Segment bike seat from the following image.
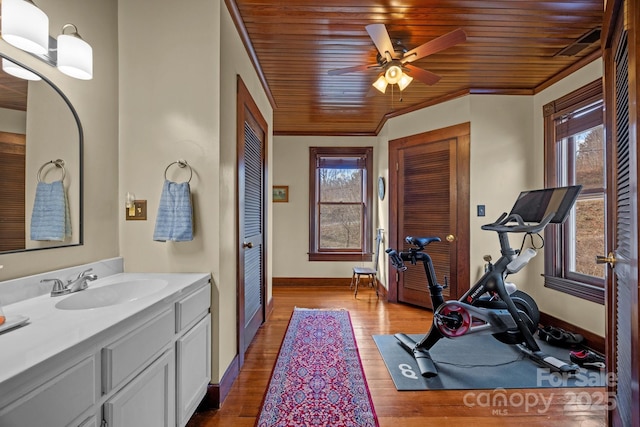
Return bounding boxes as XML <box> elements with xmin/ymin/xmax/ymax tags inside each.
<box><xmin>407</xmin><ymin>236</ymin><xmax>441</xmax><ymax>248</ymax></box>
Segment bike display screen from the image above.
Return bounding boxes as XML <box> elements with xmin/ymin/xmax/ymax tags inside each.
<box><xmin>508</xmin><ymin>185</ymin><xmax>582</xmax><ymax>224</ymax></box>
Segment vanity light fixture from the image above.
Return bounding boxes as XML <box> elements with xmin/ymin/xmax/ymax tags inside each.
<box><xmin>1</xmin><ymin>1</ymin><xmax>93</xmax><ymax>80</ymax></box>
<box><xmin>56</xmin><ymin>24</ymin><xmax>93</xmax><ymax>80</ymax></box>
<box><xmin>1</xmin><ymin>58</ymin><xmax>42</xmax><ymax>81</ymax></box>
<box><xmin>0</xmin><ymin>0</ymin><xmax>49</xmax><ymax>55</ymax></box>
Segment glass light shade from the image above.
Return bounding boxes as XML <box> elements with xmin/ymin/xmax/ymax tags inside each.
<box><xmin>1</xmin><ymin>0</ymin><xmax>49</xmax><ymax>55</ymax></box>
<box><xmin>57</xmin><ymin>32</ymin><xmax>93</xmax><ymax>80</ymax></box>
<box><xmin>372</xmin><ymin>75</ymin><xmax>388</xmax><ymax>93</ymax></box>
<box><xmin>397</xmin><ymin>73</ymin><xmax>413</xmax><ymax>91</ymax></box>
<box><xmin>2</xmin><ymin>58</ymin><xmax>41</xmax><ymax>81</ymax></box>
<box><xmin>384</xmin><ymin>64</ymin><xmax>402</xmax><ymax>84</ymax></box>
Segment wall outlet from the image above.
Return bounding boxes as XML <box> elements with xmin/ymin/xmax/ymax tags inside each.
<box><xmin>477</xmin><ymin>204</ymin><xmax>486</xmax><ymax>217</ymax></box>
<box><xmin>126</xmin><ymin>200</ymin><xmax>147</xmax><ymax>220</ymax></box>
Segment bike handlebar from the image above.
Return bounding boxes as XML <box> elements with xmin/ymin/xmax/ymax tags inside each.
<box><xmin>481</xmin><ymin>211</ymin><xmax>555</xmax><ymax>234</ymax></box>
<box><xmin>386</xmin><ymin>248</ymin><xmax>407</xmax><ymax>271</ymax></box>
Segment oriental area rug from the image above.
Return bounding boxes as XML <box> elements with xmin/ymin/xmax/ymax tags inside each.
<box><xmin>256</xmin><ymin>308</ymin><xmax>379</xmax><ymax>427</ymax></box>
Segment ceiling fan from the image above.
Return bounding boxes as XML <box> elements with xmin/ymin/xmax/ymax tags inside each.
<box><xmin>328</xmin><ymin>24</ymin><xmax>466</xmax><ymax>94</ymax></box>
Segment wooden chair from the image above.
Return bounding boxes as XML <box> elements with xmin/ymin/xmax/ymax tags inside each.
<box><xmin>351</xmin><ymin>228</ymin><xmax>383</xmax><ymax>298</ymax></box>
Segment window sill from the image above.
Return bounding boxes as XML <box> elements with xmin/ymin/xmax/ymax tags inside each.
<box><xmin>308</xmin><ymin>252</ymin><xmax>373</xmax><ymax>262</ymax></box>
<box><xmin>543</xmin><ymin>275</ymin><xmax>605</xmax><ymax>304</ymax></box>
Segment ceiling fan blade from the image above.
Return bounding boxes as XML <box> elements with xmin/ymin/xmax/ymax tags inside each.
<box><xmin>365</xmin><ymin>23</ymin><xmax>397</xmax><ymax>59</ymax></box>
<box><xmin>327</xmin><ymin>63</ymin><xmax>381</xmax><ymax>76</ymax></box>
<box><xmin>404</xmin><ymin>64</ymin><xmax>441</xmax><ymax>85</ymax></box>
<box><xmin>402</xmin><ymin>28</ymin><xmax>467</xmax><ymax>63</ymax></box>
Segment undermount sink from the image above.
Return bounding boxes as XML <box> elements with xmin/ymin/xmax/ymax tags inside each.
<box><xmin>55</xmin><ymin>279</ymin><xmax>168</xmax><ymax>310</ymax></box>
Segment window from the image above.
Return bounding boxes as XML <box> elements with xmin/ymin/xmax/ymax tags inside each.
<box><xmin>543</xmin><ymin>79</ymin><xmax>605</xmax><ymax>303</ymax></box>
<box><xmin>309</xmin><ymin>147</ymin><xmax>373</xmax><ymax>261</ymax></box>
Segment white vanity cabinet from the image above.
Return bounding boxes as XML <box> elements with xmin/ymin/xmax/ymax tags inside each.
<box><xmin>0</xmin><ymin>273</ymin><xmax>211</xmax><ymax>427</ymax></box>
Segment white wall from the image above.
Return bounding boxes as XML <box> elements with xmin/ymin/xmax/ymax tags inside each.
<box><xmin>0</xmin><ymin>0</ymin><xmax>120</xmax><ymax>280</ymax></box>
<box><xmin>272</xmin><ymin>135</ymin><xmax>378</xmax><ymax>278</ymax></box>
<box><xmin>118</xmin><ymin>0</ymin><xmax>273</xmax><ymax>382</ymax></box>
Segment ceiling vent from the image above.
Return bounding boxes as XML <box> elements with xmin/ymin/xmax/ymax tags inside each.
<box><xmin>555</xmin><ymin>28</ymin><xmax>601</xmax><ymax>57</ymax></box>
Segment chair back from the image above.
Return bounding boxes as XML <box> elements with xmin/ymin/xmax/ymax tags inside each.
<box><xmin>373</xmin><ymin>228</ymin><xmax>384</xmax><ymax>273</ymax></box>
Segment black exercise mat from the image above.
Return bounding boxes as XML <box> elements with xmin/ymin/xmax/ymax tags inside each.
<box><xmin>373</xmin><ymin>333</ymin><xmax>606</xmax><ymax>390</ymax></box>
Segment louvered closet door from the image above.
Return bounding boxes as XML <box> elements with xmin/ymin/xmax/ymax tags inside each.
<box><xmin>0</xmin><ymin>132</ymin><xmax>26</xmax><ymax>252</ymax></box>
<box><xmin>237</xmin><ymin>78</ymin><xmax>267</xmax><ymax>357</ymax></box>
<box><xmin>603</xmin><ymin>3</ymin><xmax>639</xmax><ymax>424</ymax></box>
<box><xmin>389</xmin><ymin>123</ymin><xmax>470</xmax><ymax>309</ymax></box>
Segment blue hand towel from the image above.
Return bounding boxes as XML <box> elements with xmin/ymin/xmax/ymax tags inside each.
<box><xmin>30</xmin><ymin>180</ymin><xmax>72</xmax><ymax>241</ymax></box>
<box><xmin>153</xmin><ymin>180</ymin><xmax>193</xmax><ymax>242</ymax></box>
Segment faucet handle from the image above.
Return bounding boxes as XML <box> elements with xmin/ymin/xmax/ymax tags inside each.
<box><xmin>75</xmin><ymin>268</ymin><xmax>94</xmax><ymax>280</ymax></box>
<box><xmin>42</xmin><ymin>279</ymin><xmax>69</xmax><ymax>297</ymax></box>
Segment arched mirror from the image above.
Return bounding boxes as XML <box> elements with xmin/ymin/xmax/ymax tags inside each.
<box><xmin>0</xmin><ymin>53</ymin><xmax>83</xmax><ymax>253</ymax></box>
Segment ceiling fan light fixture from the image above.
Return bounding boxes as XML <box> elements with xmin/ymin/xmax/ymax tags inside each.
<box><xmin>397</xmin><ymin>72</ymin><xmax>413</xmax><ymax>91</ymax></box>
<box><xmin>384</xmin><ymin>64</ymin><xmax>402</xmax><ymax>84</ymax></box>
<box><xmin>372</xmin><ymin>75</ymin><xmax>388</xmax><ymax>93</ymax></box>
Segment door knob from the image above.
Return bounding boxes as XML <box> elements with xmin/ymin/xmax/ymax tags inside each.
<box><xmin>446</xmin><ymin>234</ymin><xmax>455</xmax><ymax>242</ymax></box>
<box><xmin>596</xmin><ymin>252</ymin><xmax>616</xmax><ymax>268</ymax></box>
<box><xmin>243</xmin><ymin>241</ymin><xmax>254</xmax><ymax>249</ymax></box>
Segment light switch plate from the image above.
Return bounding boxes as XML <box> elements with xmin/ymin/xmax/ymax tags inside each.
<box><xmin>126</xmin><ymin>200</ymin><xmax>147</xmax><ymax>220</ymax></box>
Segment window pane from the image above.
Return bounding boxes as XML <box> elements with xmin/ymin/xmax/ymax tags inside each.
<box><xmin>570</xmin><ymin>197</ymin><xmax>605</xmax><ymax>279</ymax></box>
<box><xmin>319</xmin><ymin>167</ymin><xmax>362</xmax><ymax>203</ymax></box>
<box><xmin>574</xmin><ymin>125</ymin><xmax>604</xmax><ymax>190</ymax></box>
<box><xmin>319</xmin><ymin>204</ymin><xmax>362</xmax><ymax>249</ymax></box>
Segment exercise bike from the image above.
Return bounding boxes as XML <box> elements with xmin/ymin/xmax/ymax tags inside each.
<box><xmin>385</xmin><ymin>185</ymin><xmax>583</xmax><ymax>378</ymax></box>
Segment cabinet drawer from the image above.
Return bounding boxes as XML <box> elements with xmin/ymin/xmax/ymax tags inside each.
<box><xmin>176</xmin><ymin>283</ymin><xmax>211</xmax><ymax>333</ymax></box>
<box><xmin>103</xmin><ymin>309</ymin><xmax>174</xmax><ymax>393</ymax></box>
<box><xmin>0</xmin><ymin>356</ymin><xmax>95</xmax><ymax>427</ymax></box>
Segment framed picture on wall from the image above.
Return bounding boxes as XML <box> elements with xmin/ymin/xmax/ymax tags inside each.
<box><xmin>273</xmin><ymin>185</ymin><xmax>289</xmax><ymax>202</ymax></box>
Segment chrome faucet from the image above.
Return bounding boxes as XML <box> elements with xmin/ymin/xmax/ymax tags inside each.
<box><xmin>43</xmin><ymin>268</ymin><xmax>98</xmax><ymax>297</ymax></box>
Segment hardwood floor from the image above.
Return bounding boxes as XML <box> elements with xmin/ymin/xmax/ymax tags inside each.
<box><xmin>187</xmin><ymin>284</ymin><xmax>606</xmax><ymax>427</ymax></box>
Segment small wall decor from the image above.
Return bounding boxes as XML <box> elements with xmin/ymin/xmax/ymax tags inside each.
<box><xmin>273</xmin><ymin>185</ymin><xmax>289</xmax><ymax>203</ymax></box>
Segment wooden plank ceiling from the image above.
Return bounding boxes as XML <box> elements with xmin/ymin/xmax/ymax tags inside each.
<box><xmin>230</xmin><ymin>0</ymin><xmax>603</xmax><ymax>136</ymax></box>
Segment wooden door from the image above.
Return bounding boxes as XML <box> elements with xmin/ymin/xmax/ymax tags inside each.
<box><xmin>237</xmin><ymin>77</ymin><xmax>268</xmax><ymax>363</ymax></box>
<box><xmin>603</xmin><ymin>1</ymin><xmax>640</xmax><ymax>425</ymax></box>
<box><xmin>388</xmin><ymin>123</ymin><xmax>470</xmax><ymax>309</ymax></box>
<box><xmin>0</xmin><ymin>131</ymin><xmax>25</xmax><ymax>252</ymax></box>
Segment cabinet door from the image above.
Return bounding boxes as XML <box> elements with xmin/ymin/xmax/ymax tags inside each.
<box><xmin>0</xmin><ymin>356</ymin><xmax>95</xmax><ymax>427</ymax></box>
<box><xmin>176</xmin><ymin>314</ymin><xmax>211</xmax><ymax>427</ymax></box>
<box><xmin>104</xmin><ymin>349</ymin><xmax>175</xmax><ymax>427</ymax></box>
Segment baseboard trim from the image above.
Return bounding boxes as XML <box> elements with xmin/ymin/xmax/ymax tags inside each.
<box><xmin>539</xmin><ymin>312</ymin><xmax>605</xmax><ymax>355</ymax></box>
<box><xmin>200</xmin><ymin>354</ymin><xmax>240</xmax><ymax>409</ymax></box>
<box><xmin>273</xmin><ymin>277</ymin><xmax>351</xmax><ymax>286</ymax></box>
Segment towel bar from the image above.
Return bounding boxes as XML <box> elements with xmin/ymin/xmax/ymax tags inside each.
<box><xmin>164</xmin><ymin>159</ymin><xmax>193</xmax><ymax>183</ymax></box>
<box><xmin>37</xmin><ymin>159</ymin><xmax>66</xmax><ymax>183</ymax></box>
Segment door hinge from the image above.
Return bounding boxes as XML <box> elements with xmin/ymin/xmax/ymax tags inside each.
<box><xmin>396</xmin><ymin>162</ymin><xmax>399</xmax><ymax>171</ymax></box>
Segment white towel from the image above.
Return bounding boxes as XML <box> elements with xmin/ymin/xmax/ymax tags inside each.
<box><xmin>153</xmin><ymin>180</ymin><xmax>193</xmax><ymax>242</ymax></box>
<box><xmin>30</xmin><ymin>180</ymin><xmax>71</xmax><ymax>241</ymax></box>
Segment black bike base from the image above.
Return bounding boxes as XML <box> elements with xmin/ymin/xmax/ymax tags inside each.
<box><xmin>395</xmin><ymin>333</ymin><xmax>438</xmax><ymax>377</ymax></box>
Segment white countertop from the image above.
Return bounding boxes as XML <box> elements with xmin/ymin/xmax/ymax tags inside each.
<box><xmin>0</xmin><ymin>272</ymin><xmax>210</xmax><ymax>387</ymax></box>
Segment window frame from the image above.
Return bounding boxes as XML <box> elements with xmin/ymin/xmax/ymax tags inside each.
<box><xmin>543</xmin><ymin>79</ymin><xmax>605</xmax><ymax>304</ymax></box>
<box><xmin>308</xmin><ymin>146</ymin><xmax>373</xmax><ymax>262</ymax></box>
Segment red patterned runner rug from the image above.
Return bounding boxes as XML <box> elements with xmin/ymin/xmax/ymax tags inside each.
<box><xmin>256</xmin><ymin>308</ymin><xmax>379</xmax><ymax>427</ymax></box>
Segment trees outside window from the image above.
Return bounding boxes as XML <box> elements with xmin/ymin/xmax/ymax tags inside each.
<box><xmin>309</xmin><ymin>147</ymin><xmax>373</xmax><ymax>261</ymax></box>
<box><xmin>543</xmin><ymin>79</ymin><xmax>605</xmax><ymax>303</ymax></box>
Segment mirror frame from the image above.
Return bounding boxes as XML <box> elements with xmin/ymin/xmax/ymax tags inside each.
<box><xmin>0</xmin><ymin>52</ymin><xmax>84</xmax><ymax>254</ymax></box>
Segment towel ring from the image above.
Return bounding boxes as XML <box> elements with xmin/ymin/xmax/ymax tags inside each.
<box><xmin>37</xmin><ymin>159</ymin><xmax>66</xmax><ymax>183</ymax></box>
<box><xmin>164</xmin><ymin>159</ymin><xmax>193</xmax><ymax>183</ymax></box>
